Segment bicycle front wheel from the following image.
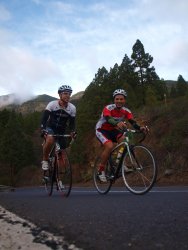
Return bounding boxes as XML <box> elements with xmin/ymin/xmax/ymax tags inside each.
<box><xmin>122</xmin><ymin>145</ymin><xmax>157</xmax><ymax>195</ymax></box>
<box><xmin>57</xmin><ymin>150</ymin><xmax>72</xmax><ymax>197</ymax></box>
<box><xmin>93</xmin><ymin>156</ymin><xmax>113</xmax><ymax>194</ymax></box>
<box><xmin>43</xmin><ymin>162</ymin><xmax>54</xmax><ymax>196</ymax></box>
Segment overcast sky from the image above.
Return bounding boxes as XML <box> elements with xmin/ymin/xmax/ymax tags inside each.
<box><xmin>0</xmin><ymin>0</ymin><xmax>187</xmax><ymax>100</ymax></box>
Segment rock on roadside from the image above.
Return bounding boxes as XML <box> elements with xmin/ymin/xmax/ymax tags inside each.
<box><xmin>0</xmin><ymin>205</ymin><xmax>81</xmax><ymax>250</ymax></box>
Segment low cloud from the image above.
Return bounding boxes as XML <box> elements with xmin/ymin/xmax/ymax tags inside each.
<box><xmin>0</xmin><ymin>0</ymin><xmax>188</xmax><ymax>101</ymax></box>
<box><xmin>0</xmin><ymin>41</ymin><xmax>62</xmax><ymax>101</ymax></box>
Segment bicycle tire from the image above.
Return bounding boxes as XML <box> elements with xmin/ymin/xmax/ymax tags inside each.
<box><xmin>57</xmin><ymin>150</ymin><xmax>72</xmax><ymax>197</ymax></box>
<box><xmin>93</xmin><ymin>156</ymin><xmax>113</xmax><ymax>194</ymax></box>
<box><xmin>44</xmin><ymin>160</ymin><xmax>54</xmax><ymax>196</ymax></box>
<box><xmin>122</xmin><ymin>145</ymin><xmax>157</xmax><ymax>195</ymax></box>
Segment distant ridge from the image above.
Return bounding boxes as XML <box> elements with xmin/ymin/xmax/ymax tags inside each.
<box><xmin>31</xmin><ymin>94</ymin><xmax>57</xmax><ymax>102</ymax></box>
<box><xmin>0</xmin><ymin>91</ymin><xmax>84</xmax><ymax>113</ymax></box>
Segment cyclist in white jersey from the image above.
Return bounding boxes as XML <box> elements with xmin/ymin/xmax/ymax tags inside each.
<box><xmin>40</xmin><ymin>85</ymin><xmax>76</xmax><ymax>170</ymax></box>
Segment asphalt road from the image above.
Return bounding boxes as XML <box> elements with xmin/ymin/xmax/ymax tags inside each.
<box><xmin>0</xmin><ymin>186</ymin><xmax>188</xmax><ymax>250</ymax></box>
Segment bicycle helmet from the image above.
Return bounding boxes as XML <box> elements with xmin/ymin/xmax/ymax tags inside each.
<box><xmin>58</xmin><ymin>85</ymin><xmax>72</xmax><ymax>94</ymax></box>
<box><xmin>113</xmin><ymin>89</ymin><xmax>127</xmax><ymax>98</ymax></box>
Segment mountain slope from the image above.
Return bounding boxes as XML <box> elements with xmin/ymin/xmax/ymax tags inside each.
<box><xmin>0</xmin><ymin>91</ymin><xmax>84</xmax><ymax>113</ymax></box>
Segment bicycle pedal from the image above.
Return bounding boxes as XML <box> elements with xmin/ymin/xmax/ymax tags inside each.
<box><xmin>109</xmin><ymin>175</ymin><xmax>115</xmax><ymax>180</ymax></box>
<box><xmin>58</xmin><ymin>181</ymin><xmax>65</xmax><ymax>190</ymax></box>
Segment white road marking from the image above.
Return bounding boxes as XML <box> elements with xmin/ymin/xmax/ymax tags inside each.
<box><xmin>72</xmin><ymin>188</ymin><xmax>188</xmax><ymax>193</ymax></box>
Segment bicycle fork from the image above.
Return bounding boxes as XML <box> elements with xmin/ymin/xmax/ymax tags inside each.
<box><xmin>127</xmin><ymin>146</ymin><xmax>143</xmax><ymax>170</ymax></box>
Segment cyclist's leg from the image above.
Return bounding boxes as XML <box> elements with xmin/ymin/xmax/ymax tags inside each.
<box><xmin>95</xmin><ymin>129</ymin><xmax>115</xmax><ymax>182</ymax></box>
<box><xmin>42</xmin><ymin>128</ymin><xmax>55</xmax><ymax>161</ymax></box>
<box><xmin>99</xmin><ymin>141</ymin><xmax>114</xmax><ymax>168</ymax></box>
<box><xmin>42</xmin><ymin>128</ymin><xmax>55</xmax><ymax>170</ymax></box>
<box><xmin>58</xmin><ymin>137</ymin><xmax>67</xmax><ymax>168</ymax></box>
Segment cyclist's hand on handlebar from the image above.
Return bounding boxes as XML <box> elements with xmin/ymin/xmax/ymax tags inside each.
<box><xmin>40</xmin><ymin>129</ymin><xmax>48</xmax><ymax>138</ymax></box>
<box><xmin>71</xmin><ymin>131</ymin><xmax>77</xmax><ymax>139</ymax></box>
<box><xmin>116</xmin><ymin>121</ymin><xmax>127</xmax><ymax>131</ymax></box>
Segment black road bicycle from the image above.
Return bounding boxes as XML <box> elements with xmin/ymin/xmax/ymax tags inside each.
<box><xmin>93</xmin><ymin>129</ymin><xmax>157</xmax><ymax>195</ymax></box>
<box><xmin>43</xmin><ymin>134</ymin><xmax>74</xmax><ymax>197</ymax></box>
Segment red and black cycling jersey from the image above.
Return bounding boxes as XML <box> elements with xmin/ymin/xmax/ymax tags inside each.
<box><xmin>96</xmin><ymin>104</ymin><xmax>140</xmax><ymax>131</ymax></box>
<box><xmin>41</xmin><ymin>100</ymin><xmax>76</xmax><ymax>133</ymax></box>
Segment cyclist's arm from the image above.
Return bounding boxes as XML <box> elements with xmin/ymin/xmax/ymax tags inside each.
<box><xmin>105</xmin><ymin>116</ymin><xmax>127</xmax><ymax>131</ymax></box>
<box><xmin>41</xmin><ymin>109</ymin><xmax>50</xmax><ymax>130</ymax></box>
<box><xmin>105</xmin><ymin>116</ymin><xmax>118</xmax><ymax>126</ymax></box>
<box><xmin>69</xmin><ymin>116</ymin><xmax>76</xmax><ymax>132</ymax></box>
<box><xmin>128</xmin><ymin>119</ymin><xmax>141</xmax><ymax>130</ymax></box>
<box><xmin>68</xmin><ymin>104</ymin><xmax>76</xmax><ymax>133</ymax></box>
<box><xmin>129</xmin><ymin>119</ymin><xmax>149</xmax><ymax>134</ymax></box>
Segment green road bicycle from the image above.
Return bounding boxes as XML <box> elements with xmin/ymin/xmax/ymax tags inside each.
<box><xmin>93</xmin><ymin>129</ymin><xmax>157</xmax><ymax>195</ymax></box>
<box><xmin>43</xmin><ymin>134</ymin><xmax>74</xmax><ymax>197</ymax></box>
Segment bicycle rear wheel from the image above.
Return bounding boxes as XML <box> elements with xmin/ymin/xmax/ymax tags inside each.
<box><xmin>122</xmin><ymin>145</ymin><xmax>157</xmax><ymax>195</ymax></box>
<box><xmin>57</xmin><ymin>150</ymin><xmax>72</xmax><ymax>197</ymax></box>
<box><xmin>43</xmin><ymin>160</ymin><xmax>54</xmax><ymax>196</ymax></box>
<box><xmin>93</xmin><ymin>156</ymin><xmax>113</xmax><ymax>194</ymax></box>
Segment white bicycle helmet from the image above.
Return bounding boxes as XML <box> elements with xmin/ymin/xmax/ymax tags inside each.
<box><xmin>113</xmin><ymin>89</ymin><xmax>127</xmax><ymax>98</ymax></box>
<box><xmin>58</xmin><ymin>85</ymin><xmax>72</xmax><ymax>94</ymax></box>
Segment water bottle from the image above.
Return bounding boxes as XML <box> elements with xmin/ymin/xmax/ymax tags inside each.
<box><xmin>115</xmin><ymin>146</ymin><xmax>124</xmax><ymax>164</ymax></box>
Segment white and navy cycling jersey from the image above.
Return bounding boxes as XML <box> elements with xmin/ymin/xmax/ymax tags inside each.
<box><xmin>41</xmin><ymin>100</ymin><xmax>76</xmax><ymax>133</ymax></box>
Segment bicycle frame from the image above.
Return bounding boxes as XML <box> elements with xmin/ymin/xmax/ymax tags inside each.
<box><xmin>93</xmin><ymin>128</ymin><xmax>157</xmax><ymax>195</ymax></box>
<box><xmin>48</xmin><ymin>134</ymin><xmax>74</xmax><ymax>164</ymax></box>
<box><xmin>109</xmin><ymin>129</ymin><xmax>144</xmax><ymax>179</ymax></box>
<box><xmin>47</xmin><ymin>134</ymin><xmax>71</xmax><ymax>169</ymax></box>
<box><xmin>43</xmin><ymin>134</ymin><xmax>74</xmax><ymax>197</ymax></box>
<box><xmin>109</xmin><ymin>142</ymin><xmax>126</xmax><ymax>179</ymax></box>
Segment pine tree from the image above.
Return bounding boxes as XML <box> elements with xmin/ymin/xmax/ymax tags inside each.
<box><xmin>131</xmin><ymin>39</ymin><xmax>159</xmax><ymax>104</ymax></box>
<box><xmin>170</xmin><ymin>85</ymin><xmax>178</xmax><ymax>98</ymax></box>
<box><xmin>145</xmin><ymin>86</ymin><xmax>157</xmax><ymax>106</ymax></box>
<box><xmin>119</xmin><ymin>54</ymin><xmax>136</xmax><ymax>86</ymax></box>
<box><xmin>176</xmin><ymin>75</ymin><xmax>188</xmax><ymax>96</ymax></box>
<box><xmin>0</xmin><ymin>110</ymin><xmax>34</xmax><ymax>186</ymax></box>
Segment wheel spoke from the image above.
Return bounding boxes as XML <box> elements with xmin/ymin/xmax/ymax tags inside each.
<box><xmin>57</xmin><ymin>150</ymin><xmax>72</xmax><ymax>197</ymax></box>
<box><xmin>122</xmin><ymin>145</ymin><xmax>157</xmax><ymax>194</ymax></box>
<box><xmin>93</xmin><ymin>157</ymin><xmax>112</xmax><ymax>194</ymax></box>
<box><xmin>44</xmin><ymin>162</ymin><xmax>54</xmax><ymax>196</ymax></box>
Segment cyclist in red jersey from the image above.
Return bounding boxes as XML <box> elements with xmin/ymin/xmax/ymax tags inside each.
<box><xmin>95</xmin><ymin>89</ymin><xmax>147</xmax><ymax>182</ymax></box>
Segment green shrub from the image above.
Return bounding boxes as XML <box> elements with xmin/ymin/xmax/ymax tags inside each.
<box><xmin>161</xmin><ymin>117</ymin><xmax>188</xmax><ymax>152</ymax></box>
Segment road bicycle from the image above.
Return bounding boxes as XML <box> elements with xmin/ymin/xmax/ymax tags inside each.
<box><xmin>93</xmin><ymin>129</ymin><xmax>157</xmax><ymax>195</ymax></box>
<box><xmin>43</xmin><ymin>134</ymin><xmax>74</xmax><ymax>197</ymax></box>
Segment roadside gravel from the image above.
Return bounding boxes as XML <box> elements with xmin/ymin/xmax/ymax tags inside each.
<box><xmin>0</xmin><ymin>205</ymin><xmax>81</xmax><ymax>250</ymax></box>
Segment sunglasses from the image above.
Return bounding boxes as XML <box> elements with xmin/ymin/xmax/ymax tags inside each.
<box><xmin>60</xmin><ymin>92</ymin><xmax>71</xmax><ymax>96</ymax></box>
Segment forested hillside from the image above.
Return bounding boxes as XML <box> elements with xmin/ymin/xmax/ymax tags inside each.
<box><xmin>0</xmin><ymin>39</ymin><xmax>187</xmax><ymax>187</ymax></box>
<box><xmin>0</xmin><ymin>94</ymin><xmax>57</xmax><ymax>113</ymax></box>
